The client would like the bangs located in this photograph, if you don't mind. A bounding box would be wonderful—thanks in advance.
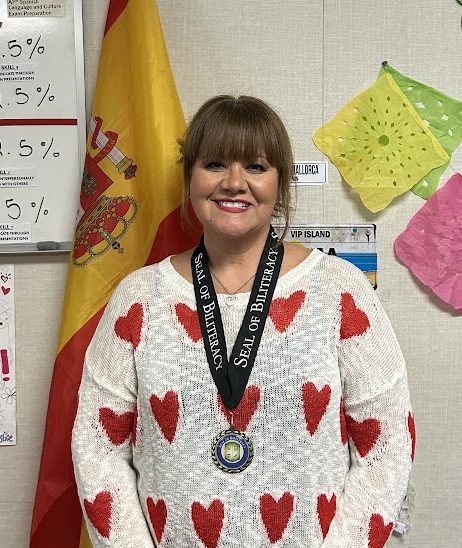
[193,104,283,169]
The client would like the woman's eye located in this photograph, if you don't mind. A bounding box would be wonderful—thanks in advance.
[205,161,226,170]
[247,163,266,173]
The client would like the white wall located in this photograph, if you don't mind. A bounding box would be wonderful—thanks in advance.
[1,1,461,546]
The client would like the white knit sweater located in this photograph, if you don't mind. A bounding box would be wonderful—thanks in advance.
[72,249,414,548]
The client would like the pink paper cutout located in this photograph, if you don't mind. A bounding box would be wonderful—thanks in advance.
[395,173,462,310]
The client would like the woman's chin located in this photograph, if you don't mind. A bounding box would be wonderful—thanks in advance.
[203,218,270,242]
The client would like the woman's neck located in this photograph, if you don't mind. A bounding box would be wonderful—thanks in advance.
[200,226,272,294]
[203,227,270,271]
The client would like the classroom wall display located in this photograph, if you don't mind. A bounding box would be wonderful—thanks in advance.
[379,64,462,200]
[0,0,85,247]
[395,173,462,311]
[0,264,15,446]
[285,224,377,287]
[291,161,328,185]
[313,72,449,212]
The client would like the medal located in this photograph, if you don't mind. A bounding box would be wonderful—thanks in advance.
[212,428,253,473]
[212,413,253,473]
[191,227,283,472]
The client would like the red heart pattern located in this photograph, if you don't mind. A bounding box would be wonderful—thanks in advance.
[1,286,10,295]
[408,412,416,462]
[260,492,294,544]
[345,415,381,457]
[302,382,331,435]
[340,292,370,340]
[339,398,348,445]
[99,407,135,446]
[150,391,180,443]
[368,513,393,548]
[218,385,261,431]
[317,493,337,539]
[84,491,112,539]
[175,303,202,342]
[147,497,167,543]
[114,302,143,349]
[191,500,224,548]
[269,290,306,332]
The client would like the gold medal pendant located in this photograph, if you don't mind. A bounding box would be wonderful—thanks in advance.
[211,427,253,473]
[212,410,253,473]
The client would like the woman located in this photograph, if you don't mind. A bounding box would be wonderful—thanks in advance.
[72,96,414,547]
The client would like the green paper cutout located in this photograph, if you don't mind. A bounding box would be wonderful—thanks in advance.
[313,74,448,212]
[380,64,462,198]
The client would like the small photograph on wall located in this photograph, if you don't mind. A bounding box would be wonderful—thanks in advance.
[285,225,377,288]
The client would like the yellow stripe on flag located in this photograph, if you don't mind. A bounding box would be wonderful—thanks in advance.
[30,2,199,547]
[58,0,186,352]
[79,521,92,548]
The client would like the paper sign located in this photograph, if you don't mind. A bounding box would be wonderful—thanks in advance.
[0,223,31,243]
[0,264,16,446]
[0,167,37,188]
[0,62,39,82]
[292,161,328,185]
[7,0,65,18]
[286,224,377,287]
[1,0,85,244]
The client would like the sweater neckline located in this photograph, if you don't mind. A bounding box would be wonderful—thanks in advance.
[160,247,324,302]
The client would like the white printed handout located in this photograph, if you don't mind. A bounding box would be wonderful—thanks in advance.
[0,264,16,446]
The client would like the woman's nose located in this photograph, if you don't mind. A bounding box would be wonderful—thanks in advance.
[224,163,247,191]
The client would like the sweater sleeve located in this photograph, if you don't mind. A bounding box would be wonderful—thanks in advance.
[322,261,415,548]
[71,274,155,547]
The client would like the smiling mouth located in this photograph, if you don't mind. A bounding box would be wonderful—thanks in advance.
[214,200,250,209]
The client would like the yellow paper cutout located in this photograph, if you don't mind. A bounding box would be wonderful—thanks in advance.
[313,74,449,212]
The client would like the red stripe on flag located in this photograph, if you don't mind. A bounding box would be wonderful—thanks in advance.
[146,204,201,264]
[30,310,104,548]
[104,0,130,35]
[0,119,78,126]
[30,487,81,548]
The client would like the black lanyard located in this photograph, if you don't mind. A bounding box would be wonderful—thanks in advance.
[191,226,284,410]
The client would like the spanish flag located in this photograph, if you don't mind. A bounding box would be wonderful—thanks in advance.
[30,1,199,546]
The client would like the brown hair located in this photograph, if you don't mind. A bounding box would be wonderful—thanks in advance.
[178,95,294,239]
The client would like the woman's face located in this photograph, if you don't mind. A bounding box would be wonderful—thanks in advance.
[189,156,279,242]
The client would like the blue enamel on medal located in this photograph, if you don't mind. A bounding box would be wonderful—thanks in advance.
[212,427,253,473]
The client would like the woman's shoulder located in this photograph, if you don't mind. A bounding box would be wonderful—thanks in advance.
[169,248,194,283]
[316,253,379,314]
[281,242,312,276]
[112,256,175,297]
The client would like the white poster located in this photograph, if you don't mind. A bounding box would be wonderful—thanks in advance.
[0,0,85,244]
[0,264,16,446]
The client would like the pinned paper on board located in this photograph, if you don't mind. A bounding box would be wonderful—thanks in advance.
[380,64,462,199]
[285,224,377,288]
[395,173,462,310]
[313,73,448,212]
[0,265,16,446]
